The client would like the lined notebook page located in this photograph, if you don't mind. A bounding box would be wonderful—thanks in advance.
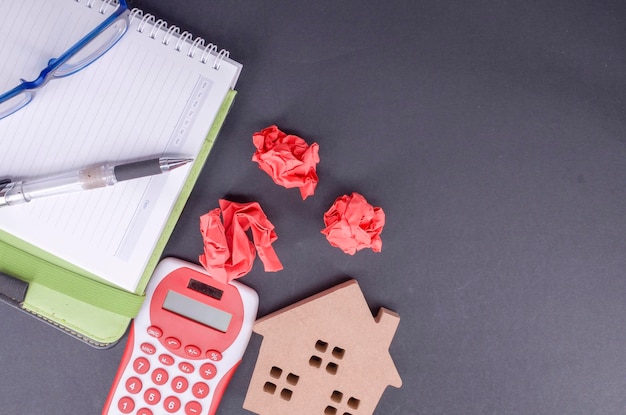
[0,0,241,291]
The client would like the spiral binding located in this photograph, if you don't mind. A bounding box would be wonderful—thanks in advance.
[74,0,230,70]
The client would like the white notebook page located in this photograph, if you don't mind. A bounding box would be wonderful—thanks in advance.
[0,0,241,291]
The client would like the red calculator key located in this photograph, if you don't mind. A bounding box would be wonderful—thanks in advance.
[164,396,181,413]
[140,343,156,355]
[206,350,222,361]
[199,363,217,380]
[151,368,169,386]
[146,326,163,338]
[164,337,181,349]
[185,401,203,415]
[137,408,153,415]
[192,382,210,399]
[158,354,175,366]
[117,396,135,414]
[125,376,143,394]
[144,388,161,405]
[178,361,195,374]
[185,345,201,357]
[171,375,189,393]
[133,357,150,374]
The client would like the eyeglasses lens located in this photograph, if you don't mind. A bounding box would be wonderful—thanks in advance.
[53,18,128,78]
[0,92,32,120]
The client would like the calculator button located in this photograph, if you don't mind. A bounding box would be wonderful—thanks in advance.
[118,396,135,413]
[158,354,175,366]
[164,337,181,349]
[144,388,161,405]
[171,376,189,393]
[185,401,203,415]
[192,382,210,399]
[140,342,156,355]
[133,357,150,374]
[163,396,181,413]
[178,361,195,373]
[151,368,169,385]
[137,409,153,415]
[185,345,201,357]
[146,326,163,338]
[199,363,217,380]
[125,376,143,394]
[206,350,222,361]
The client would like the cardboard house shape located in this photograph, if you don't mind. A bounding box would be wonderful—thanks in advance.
[243,279,402,415]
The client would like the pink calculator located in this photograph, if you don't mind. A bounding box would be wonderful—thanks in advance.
[102,257,258,415]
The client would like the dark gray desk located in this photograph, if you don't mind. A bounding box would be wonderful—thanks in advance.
[2,1,625,414]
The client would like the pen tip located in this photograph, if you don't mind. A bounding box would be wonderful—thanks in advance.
[160,157,194,171]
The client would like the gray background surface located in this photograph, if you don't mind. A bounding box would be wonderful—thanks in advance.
[2,1,625,414]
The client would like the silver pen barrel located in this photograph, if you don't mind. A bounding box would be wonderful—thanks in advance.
[0,157,192,207]
[0,164,116,207]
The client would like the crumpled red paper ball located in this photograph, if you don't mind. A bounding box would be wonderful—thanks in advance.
[199,199,283,283]
[252,125,320,200]
[321,192,385,255]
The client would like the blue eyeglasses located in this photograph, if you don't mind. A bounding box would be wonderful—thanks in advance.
[0,0,130,120]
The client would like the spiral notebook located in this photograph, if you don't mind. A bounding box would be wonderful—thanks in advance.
[0,0,242,346]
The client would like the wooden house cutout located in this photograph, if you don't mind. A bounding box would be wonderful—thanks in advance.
[243,279,402,415]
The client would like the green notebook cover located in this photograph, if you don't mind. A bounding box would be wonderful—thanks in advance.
[0,90,236,348]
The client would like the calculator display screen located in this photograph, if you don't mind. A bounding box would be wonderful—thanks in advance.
[162,290,232,333]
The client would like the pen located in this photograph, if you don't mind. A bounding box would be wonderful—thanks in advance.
[0,157,193,207]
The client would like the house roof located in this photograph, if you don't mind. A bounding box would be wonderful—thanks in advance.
[253,279,402,389]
